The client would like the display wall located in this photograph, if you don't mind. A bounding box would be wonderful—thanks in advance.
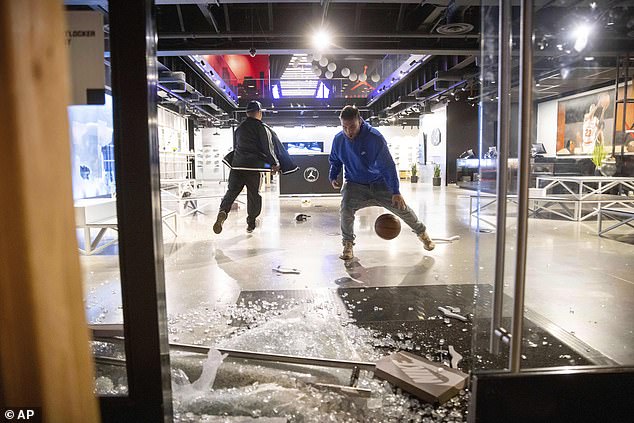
[446,100,479,184]
[68,93,115,200]
[199,123,422,182]
[536,83,633,157]
[420,106,447,183]
[200,127,234,181]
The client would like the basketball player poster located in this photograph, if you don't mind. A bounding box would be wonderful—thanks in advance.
[556,86,634,155]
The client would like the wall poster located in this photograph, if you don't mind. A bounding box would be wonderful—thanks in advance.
[556,86,634,155]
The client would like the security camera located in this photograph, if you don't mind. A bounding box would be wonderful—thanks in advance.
[249,47,257,57]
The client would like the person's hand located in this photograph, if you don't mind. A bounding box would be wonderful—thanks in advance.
[271,165,280,175]
[331,180,341,190]
[392,194,406,210]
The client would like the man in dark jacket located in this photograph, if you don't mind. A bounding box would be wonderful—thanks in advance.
[329,105,434,260]
[214,100,295,234]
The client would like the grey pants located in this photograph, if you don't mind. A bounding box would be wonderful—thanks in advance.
[340,181,426,243]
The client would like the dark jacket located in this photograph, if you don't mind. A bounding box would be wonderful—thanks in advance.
[222,117,298,175]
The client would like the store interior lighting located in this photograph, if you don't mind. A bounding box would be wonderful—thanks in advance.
[572,23,592,52]
[312,29,332,51]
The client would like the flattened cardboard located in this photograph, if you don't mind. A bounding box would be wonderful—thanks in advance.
[374,351,468,404]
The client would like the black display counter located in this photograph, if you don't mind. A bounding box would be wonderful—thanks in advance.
[456,157,595,193]
[280,154,342,196]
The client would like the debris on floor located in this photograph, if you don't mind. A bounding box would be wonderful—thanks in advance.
[167,298,471,422]
[273,266,301,275]
[295,214,311,222]
[438,306,469,322]
[374,351,468,404]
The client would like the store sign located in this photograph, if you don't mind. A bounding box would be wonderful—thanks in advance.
[303,167,319,182]
[65,11,105,105]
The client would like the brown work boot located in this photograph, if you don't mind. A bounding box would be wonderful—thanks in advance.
[213,211,227,234]
[339,240,354,260]
[418,231,435,251]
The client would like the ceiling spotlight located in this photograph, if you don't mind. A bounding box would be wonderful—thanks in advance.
[312,29,332,51]
[572,24,592,52]
[371,73,380,83]
[349,73,358,82]
[319,57,329,67]
[327,62,337,72]
[341,67,350,77]
[359,73,367,82]
[314,68,322,77]
[325,70,334,79]
[313,53,322,62]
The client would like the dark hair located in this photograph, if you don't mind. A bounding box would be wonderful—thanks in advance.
[565,139,573,149]
[246,110,260,118]
[339,105,360,121]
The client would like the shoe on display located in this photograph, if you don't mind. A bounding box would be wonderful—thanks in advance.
[213,210,227,234]
[418,231,435,251]
[339,240,354,260]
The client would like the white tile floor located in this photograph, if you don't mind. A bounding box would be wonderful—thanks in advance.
[81,180,634,365]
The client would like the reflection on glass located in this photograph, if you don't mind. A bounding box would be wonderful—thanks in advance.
[475,1,634,374]
[68,92,128,395]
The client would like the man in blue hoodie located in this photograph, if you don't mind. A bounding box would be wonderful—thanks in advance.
[329,105,434,260]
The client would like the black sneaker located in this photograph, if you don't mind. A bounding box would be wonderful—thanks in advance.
[213,211,227,234]
[246,218,257,233]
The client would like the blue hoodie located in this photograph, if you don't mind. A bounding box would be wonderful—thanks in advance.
[329,120,400,194]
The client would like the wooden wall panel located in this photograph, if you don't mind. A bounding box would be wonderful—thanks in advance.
[0,1,100,421]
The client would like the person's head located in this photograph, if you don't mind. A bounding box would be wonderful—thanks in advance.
[246,100,264,120]
[339,105,362,139]
[588,103,597,116]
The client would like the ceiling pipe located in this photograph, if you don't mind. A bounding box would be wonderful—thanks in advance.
[159,32,480,39]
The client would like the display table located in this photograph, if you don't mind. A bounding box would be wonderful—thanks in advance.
[456,157,596,193]
[468,182,634,222]
[536,176,634,200]
[279,154,341,196]
[598,207,634,238]
[75,198,177,255]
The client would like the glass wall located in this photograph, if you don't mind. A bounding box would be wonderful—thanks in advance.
[473,1,634,374]
[66,8,128,396]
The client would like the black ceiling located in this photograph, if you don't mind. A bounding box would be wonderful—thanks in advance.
[156,1,480,55]
[67,0,634,127]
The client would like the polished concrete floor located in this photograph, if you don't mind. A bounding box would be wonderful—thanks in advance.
[82,180,634,366]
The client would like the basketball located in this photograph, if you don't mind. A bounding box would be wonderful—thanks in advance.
[374,213,401,240]
[599,93,610,109]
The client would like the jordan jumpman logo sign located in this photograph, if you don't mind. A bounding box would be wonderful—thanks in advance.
[350,65,375,91]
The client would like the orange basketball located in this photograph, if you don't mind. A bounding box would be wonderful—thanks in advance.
[374,213,401,240]
[599,93,610,109]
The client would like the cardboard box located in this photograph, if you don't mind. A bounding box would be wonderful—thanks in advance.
[374,351,468,404]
